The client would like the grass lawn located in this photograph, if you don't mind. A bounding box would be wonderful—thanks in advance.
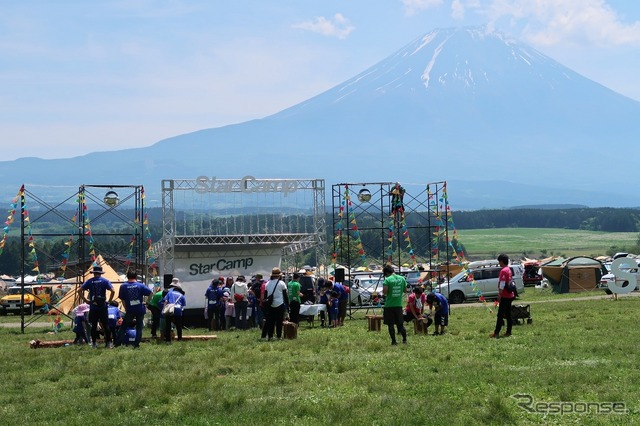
[456,228,637,259]
[1,289,638,425]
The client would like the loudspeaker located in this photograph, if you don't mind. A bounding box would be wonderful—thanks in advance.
[163,274,173,289]
[334,268,345,283]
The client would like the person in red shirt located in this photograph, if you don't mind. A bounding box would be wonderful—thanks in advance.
[491,253,515,338]
[403,286,428,322]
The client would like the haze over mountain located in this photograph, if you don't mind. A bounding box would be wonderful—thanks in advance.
[2,26,638,210]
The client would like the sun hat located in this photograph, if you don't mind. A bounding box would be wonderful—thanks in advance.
[91,265,104,274]
[170,278,182,290]
[75,303,90,315]
[271,267,282,276]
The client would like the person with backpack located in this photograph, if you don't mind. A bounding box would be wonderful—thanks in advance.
[162,280,187,342]
[491,253,515,338]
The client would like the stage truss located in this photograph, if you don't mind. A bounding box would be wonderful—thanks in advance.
[331,181,452,272]
[156,177,326,277]
[5,184,146,332]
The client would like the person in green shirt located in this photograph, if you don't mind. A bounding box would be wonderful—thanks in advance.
[382,264,407,345]
[288,273,302,324]
[147,285,164,338]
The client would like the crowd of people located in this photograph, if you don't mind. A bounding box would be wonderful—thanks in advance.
[71,254,515,348]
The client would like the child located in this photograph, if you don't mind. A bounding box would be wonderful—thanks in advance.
[72,303,90,344]
[224,294,235,330]
[218,290,229,330]
[247,289,257,328]
[107,301,122,347]
[426,292,449,335]
[318,288,329,327]
[124,318,137,346]
[329,290,339,328]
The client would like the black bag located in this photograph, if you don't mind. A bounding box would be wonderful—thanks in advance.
[505,280,517,294]
[263,281,277,308]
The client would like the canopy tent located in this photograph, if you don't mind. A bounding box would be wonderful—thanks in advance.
[53,255,125,315]
[541,256,607,293]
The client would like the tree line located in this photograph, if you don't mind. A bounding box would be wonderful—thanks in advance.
[1,207,638,276]
[449,207,640,232]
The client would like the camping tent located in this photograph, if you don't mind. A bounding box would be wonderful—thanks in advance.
[541,256,608,293]
[53,255,125,314]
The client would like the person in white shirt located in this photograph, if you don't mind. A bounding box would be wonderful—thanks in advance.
[260,267,289,340]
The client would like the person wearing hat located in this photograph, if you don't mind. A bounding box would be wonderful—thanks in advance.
[161,279,187,342]
[260,267,289,340]
[116,271,152,348]
[72,303,91,344]
[81,264,115,348]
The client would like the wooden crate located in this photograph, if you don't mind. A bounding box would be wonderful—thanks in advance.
[366,315,383,332]
[413,317,431,335]
[283,321,298,339]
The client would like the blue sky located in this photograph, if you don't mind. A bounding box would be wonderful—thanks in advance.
[1,0,639,161]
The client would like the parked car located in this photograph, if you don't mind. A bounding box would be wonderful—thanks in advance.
[346,275,385,306]
[434,260,524,304]
[522,261,543,287]
[0,285,51,315]
[404,271,422,289]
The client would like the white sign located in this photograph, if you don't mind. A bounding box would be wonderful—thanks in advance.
[607,257,639,294]
[172,252,281,310]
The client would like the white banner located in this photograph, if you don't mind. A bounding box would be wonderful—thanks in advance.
[172,250,281,309]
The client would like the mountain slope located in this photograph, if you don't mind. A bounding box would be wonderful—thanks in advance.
[1,26,638,208]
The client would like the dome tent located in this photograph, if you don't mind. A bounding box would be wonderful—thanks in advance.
[541,256,608,293]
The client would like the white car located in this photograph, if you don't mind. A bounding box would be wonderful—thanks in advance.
[434,260,524,304]
[347,275,385,305]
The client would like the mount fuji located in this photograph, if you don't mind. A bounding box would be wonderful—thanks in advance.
[1,26,639,209]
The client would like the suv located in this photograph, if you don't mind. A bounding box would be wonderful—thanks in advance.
[0,285,52,315]
[434,260,524,304]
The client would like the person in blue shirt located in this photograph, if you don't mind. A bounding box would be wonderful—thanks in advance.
[81,265,115,348]
[72,303,90,344]
[107,300,122,343]
[426,292,449,335]
[329,290,340,328]
[205,279,220,331]
[325,279,348,326]
[123,319,138,346]
[162,280,187,342]
[116,271,152,348]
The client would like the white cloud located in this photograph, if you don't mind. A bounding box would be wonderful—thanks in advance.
[292,13,355,39]
[451,0,466,20]
[402,0,444,16]
[468,0,640,46]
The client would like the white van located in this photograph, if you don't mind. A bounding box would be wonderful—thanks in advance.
[434,260,524,304]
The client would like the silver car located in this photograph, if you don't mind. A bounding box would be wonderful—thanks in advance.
[348,275,385,306]
[434,261,524,304]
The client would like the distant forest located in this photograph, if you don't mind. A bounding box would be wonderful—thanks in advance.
[450,207,640,232]
[0,207,638,276]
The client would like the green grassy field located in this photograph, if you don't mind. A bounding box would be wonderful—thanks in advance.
[1,288,638,425]
[456,228,637,259]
